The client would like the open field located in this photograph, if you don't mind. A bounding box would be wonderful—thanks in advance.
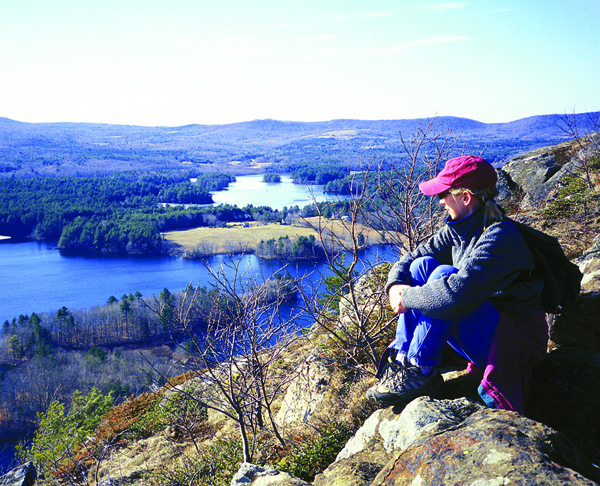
[162,217,391,256]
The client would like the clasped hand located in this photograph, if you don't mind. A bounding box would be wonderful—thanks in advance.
[388,284,410,314]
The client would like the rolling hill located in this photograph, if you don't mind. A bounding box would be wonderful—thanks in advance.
[0,113,593,177]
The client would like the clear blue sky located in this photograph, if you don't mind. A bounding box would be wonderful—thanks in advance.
[1,0,598,127]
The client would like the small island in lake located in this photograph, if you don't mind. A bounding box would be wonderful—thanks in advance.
[263,173,282,183]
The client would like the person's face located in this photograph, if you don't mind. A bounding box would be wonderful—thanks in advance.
[438,190,473,221]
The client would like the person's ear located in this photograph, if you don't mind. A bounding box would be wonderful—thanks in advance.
[462,190,474,206]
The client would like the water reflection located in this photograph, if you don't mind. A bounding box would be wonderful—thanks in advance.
[0,240,397,324]
[210,174,350,210]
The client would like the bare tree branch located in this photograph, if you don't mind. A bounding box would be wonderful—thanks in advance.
[145,255,309,463]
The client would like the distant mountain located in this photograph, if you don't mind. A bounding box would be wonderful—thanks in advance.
[0,113,593,177]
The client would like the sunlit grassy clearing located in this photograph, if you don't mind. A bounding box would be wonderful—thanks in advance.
[162,217,387,255]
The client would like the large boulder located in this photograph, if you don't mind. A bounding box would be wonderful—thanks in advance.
[500,143,575,210]
[548,236,600,354]
[370,408,598,485]
[499,133,600,210]
[314,397,482,486]
[307,395,598,486]
[0,462,36,486]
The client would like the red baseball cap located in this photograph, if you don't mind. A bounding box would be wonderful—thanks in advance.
[419,155,497,196]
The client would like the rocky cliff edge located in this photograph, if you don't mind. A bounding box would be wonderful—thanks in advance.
[3,136,600,486]
[235,135,600,486]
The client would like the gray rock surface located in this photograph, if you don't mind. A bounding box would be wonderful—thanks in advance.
[371,408,598,485]
[335,397,481,462]
[577,235,600,293]
[305,396,599,486]
[499,133,599,210]
[0,462,36,486]
[230,463,310,486]
[500,144,574,210]
[275,354,331,428]
[494,168,514,202]
[313,397,482,486]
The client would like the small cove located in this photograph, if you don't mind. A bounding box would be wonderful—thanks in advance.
[209,174,348,210]
[0,174,388,323]
[0,174,396,472]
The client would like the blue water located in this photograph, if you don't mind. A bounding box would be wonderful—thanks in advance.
[0,243,300,322]
[0,175,397,468]
[0,174,388,324]
[0,241,396,324]
[210,174,349,210]
[0,443,17,475]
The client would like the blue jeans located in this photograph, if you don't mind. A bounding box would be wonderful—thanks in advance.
[392,256,499,369]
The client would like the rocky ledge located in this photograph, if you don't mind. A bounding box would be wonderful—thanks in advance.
[232,134,600,485]
[234,396,599,486]
[0,462,36,486]
[3,136,600,486]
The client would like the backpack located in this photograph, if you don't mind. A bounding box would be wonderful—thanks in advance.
[506,217,583,314]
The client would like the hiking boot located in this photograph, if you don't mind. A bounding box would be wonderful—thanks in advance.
[366,357,443,406]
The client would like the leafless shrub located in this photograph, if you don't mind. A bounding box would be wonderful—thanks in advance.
[146,255,309,462]
[557,110,600,190]
[299,118,462,374]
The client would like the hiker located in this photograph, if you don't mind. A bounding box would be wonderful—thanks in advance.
[368,155,549,414]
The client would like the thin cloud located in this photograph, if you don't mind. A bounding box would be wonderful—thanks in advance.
[366,35,472,55]
[426,3,468,13]
[171,35,275,57]
[321,12,392,23]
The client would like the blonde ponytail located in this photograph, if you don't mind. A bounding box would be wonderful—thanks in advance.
[450,186,503,229]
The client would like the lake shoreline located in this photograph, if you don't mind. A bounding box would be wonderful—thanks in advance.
[163,216,392,260]
[0,174,396,324]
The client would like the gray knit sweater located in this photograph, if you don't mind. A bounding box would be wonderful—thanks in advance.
[385,208,544,320]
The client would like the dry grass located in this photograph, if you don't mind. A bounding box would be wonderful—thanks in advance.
[303,216,389,247]
[162,221,316,254]
[162,217,391,256]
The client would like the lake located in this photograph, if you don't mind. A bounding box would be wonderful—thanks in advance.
[0,241,396,325]
[0,242,289,322]
[210,174,349,210]
[0,174,388,324]
[0,174,397,473]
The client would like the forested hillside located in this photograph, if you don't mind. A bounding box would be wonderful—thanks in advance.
[1,113,589,253]
[0,172,240,252]
[0,114,589,177]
